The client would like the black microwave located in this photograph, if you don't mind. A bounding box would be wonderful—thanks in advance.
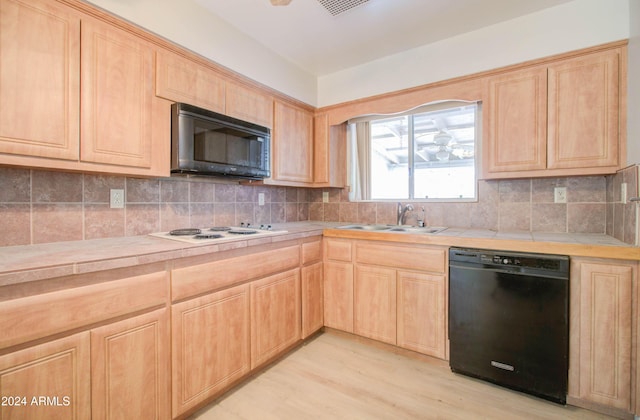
[171,103,270,179]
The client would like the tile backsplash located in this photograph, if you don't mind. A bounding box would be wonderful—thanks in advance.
[1,166,638,247]
[0,168,311,246]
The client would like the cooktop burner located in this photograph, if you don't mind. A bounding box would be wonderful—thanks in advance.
[228,229,258,235]
[169,228,202,236]
[209,227,232,232]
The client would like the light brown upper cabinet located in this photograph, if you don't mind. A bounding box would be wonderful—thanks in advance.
[484,47,624,179]
[313,113,346,188]
[226,81,273,128]
[155,51,273,128]
[547,50,620,170]
[81,16,169,174]
[485,66,548,173]
[0,0,170,176]
[266,100,315,185]
[0,0,80,161]
[155,50,226,114]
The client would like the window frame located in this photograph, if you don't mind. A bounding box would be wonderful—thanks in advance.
[348,100,481,203]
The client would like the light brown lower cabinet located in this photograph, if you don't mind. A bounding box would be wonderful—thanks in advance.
[301,262,324,338]
[250,269,301,369]
[354,265,397,345]
[569,258,635,415]
[171,284,250,418]
[323,238,448,359]
[91,308,170,420]
[397,271,447,359]
[0,332,91,420]
[323,261,354,333]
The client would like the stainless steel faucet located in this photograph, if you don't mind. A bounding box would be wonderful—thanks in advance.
[397,203,414,225]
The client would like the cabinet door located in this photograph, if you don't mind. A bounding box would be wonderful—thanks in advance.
[0,0,80,160]
[547,50,620,169]
[250,269,301,369]
[484,66,547,174]
[397,271,446,359]
[323,261,354,333]
[171,284,250,418]
[313,113,330,185]
[0,332,90,420]
[354,265,396,345]
[269,101,314,184]
[301,262,323,339]
[226,81,272,128]
[91,309,170,420]
[81,17,156,169]
[155,50,226,114]
[569,261,632,411]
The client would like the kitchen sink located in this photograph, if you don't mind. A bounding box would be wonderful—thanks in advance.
[338,224,394,231]
[338,224,447,234]
[389,226,448,234]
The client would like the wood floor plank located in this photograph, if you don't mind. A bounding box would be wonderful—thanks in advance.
[190,331,615,420]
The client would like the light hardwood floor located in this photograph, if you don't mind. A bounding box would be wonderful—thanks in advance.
[191,331,614,419]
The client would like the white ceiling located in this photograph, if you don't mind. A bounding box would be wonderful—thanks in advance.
[194,0,574,76]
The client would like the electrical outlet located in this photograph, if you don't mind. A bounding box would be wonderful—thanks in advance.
[621,182,628,204]
[258,192,265,206]
[110,189,125,209]
[322,192,329,203]
[554,187,567,204]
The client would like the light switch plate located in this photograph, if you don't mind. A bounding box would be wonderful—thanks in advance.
[110,189,125,209]
[554,187,567,203]
[258,192,265,206]
[322,192,329,203]
[621,182,628,204]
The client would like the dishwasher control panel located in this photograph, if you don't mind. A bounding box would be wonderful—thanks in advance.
[451,248,569,275]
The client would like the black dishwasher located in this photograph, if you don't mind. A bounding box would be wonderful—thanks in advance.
[448,247,569,404]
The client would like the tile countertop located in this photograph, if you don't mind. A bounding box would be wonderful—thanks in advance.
[0,222,332,288]
[323,226,640,261]
[1,222,638,288]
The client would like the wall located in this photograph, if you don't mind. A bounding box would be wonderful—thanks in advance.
[83,0,629,109]
[317,0,629,107]
[84,0,317,106]
[0,168,312,246]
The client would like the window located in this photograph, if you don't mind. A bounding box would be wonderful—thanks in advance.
[348,101,479,201]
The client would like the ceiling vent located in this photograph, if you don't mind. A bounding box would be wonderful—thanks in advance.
[316,0,370,16]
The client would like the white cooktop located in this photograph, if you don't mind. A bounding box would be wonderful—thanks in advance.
[149,226,287,244]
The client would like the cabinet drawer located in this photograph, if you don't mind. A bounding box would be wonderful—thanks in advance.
[0,271,167,350]
[325,238,352,262]
[171,245,300,301]
[355,242,445,273]
[302,239,322,265]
